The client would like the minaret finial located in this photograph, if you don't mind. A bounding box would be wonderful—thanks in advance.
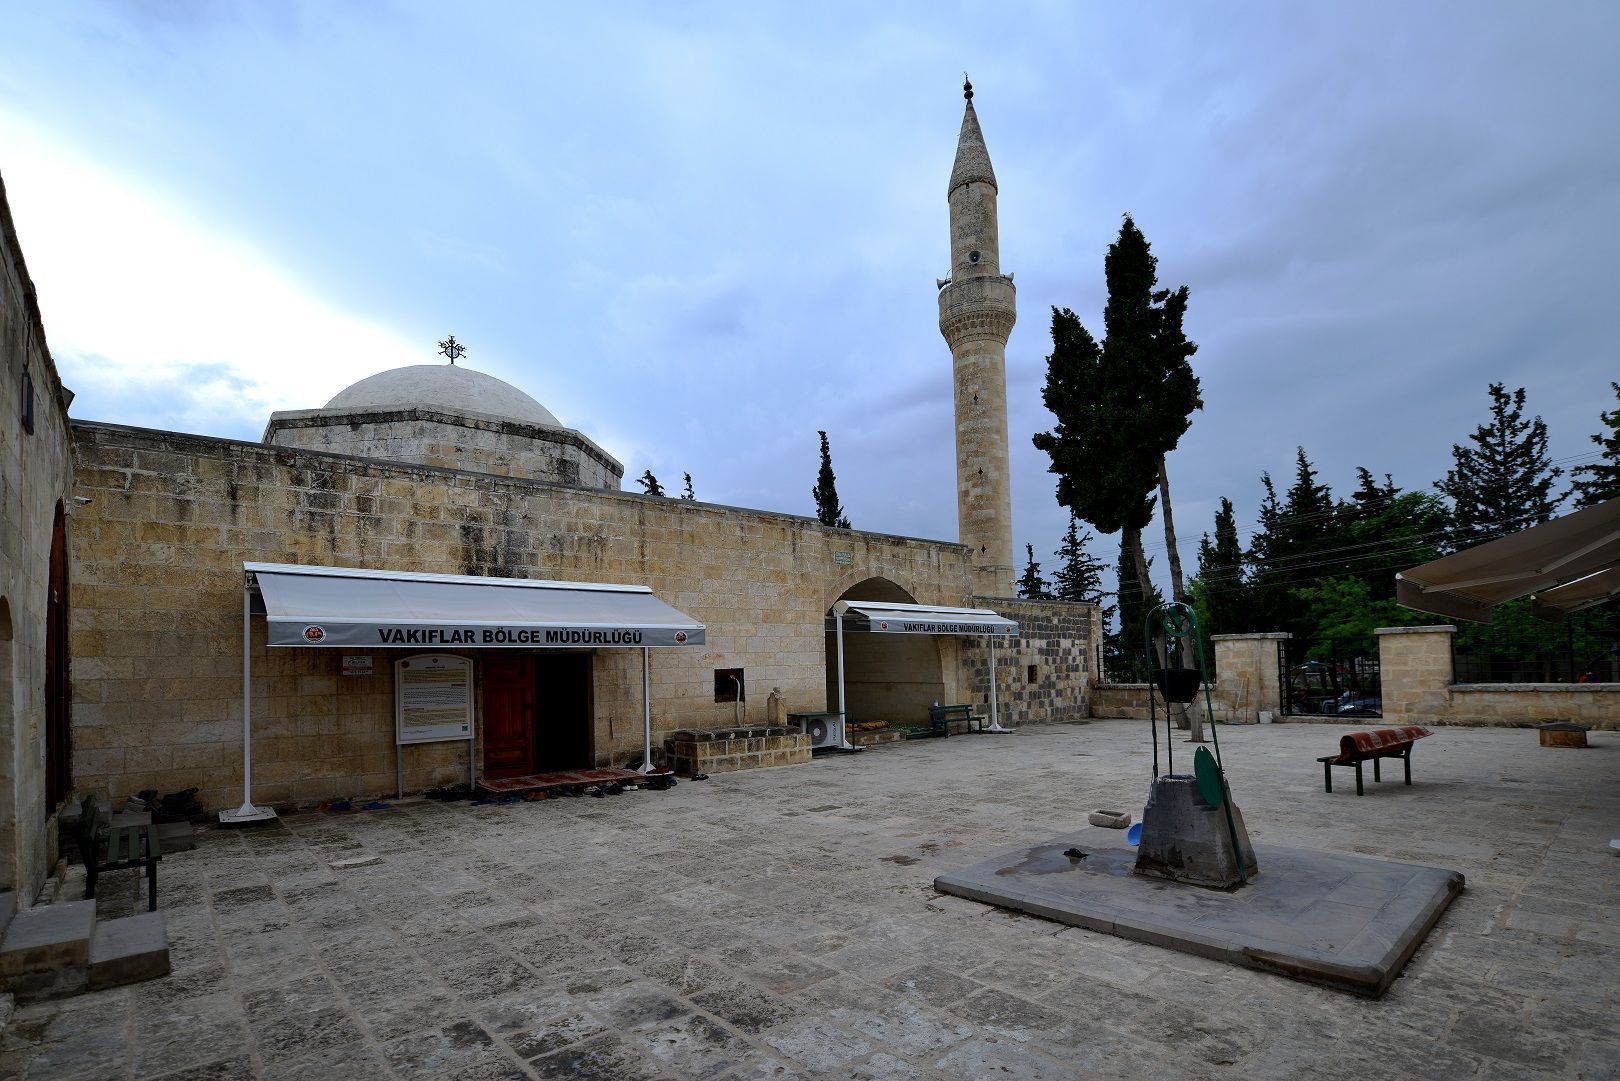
[437,335,465,365]
[963,73,973,102]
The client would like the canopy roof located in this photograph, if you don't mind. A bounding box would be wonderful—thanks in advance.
[247,562,705,648]
[1396,498,1620,623]
[833,599,1017,636]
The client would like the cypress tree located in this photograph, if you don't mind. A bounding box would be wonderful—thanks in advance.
[1436,383,1563,550]
[681,473,695,500]
[812,431,851,528]
[1570,381,1620,508]
[1018,543,1052,600]
[637,470,665,497]
[1033,216,1199,602]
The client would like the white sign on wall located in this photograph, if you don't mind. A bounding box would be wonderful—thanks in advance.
[342,655,374,677]
[395,654,474,745]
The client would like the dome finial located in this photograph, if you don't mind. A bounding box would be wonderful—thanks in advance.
[963,72,973,102]
[437,335,465,365]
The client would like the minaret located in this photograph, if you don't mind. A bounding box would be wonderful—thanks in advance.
[939,78,1016,596]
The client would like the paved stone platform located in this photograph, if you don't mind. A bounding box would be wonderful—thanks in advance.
[935,835,1463,996]
[2,720,1615,1079]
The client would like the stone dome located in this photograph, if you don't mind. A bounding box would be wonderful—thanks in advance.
[325,364,560,428]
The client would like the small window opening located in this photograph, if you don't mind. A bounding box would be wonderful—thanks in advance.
[968,250,981,265]
[21,366,34,435]
[714,668,745,703]
[1027,664,1039,684]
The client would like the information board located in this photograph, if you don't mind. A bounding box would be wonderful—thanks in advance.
[395,654,474,745]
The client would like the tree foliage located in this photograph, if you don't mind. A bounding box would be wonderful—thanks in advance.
[1570,381,1620,508]
[637,470,665,497]
[1052,514,1109,609]
[812,431,851,528]
[1190,497,1247,633]
[681,473,695,500]
[1436,383,1563,550]
[1018,543,1052,600]
[1033,216,1199,598]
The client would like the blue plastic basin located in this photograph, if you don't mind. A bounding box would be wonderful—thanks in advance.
[1126,822,1143,846]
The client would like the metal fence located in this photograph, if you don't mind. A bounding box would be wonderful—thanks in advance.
[1452,609,1620,684]
[1279,638,1382,718]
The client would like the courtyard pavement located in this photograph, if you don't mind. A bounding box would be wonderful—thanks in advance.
[4,718,1617,1080]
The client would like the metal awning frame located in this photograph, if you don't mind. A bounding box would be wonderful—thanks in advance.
[830,599,1020,739]
[222,564,704,824]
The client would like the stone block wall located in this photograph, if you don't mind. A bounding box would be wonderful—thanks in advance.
[960,597,1099,726]
[65,422,1081,811]
[1090,684,1150,719]
[0,177,74,898]
[265,408,622,490]
[1208,633,1290,724]
[1379,625,1619,730]
[663,727,811,775]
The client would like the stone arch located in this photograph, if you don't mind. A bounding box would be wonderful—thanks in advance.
[825,576,946,725]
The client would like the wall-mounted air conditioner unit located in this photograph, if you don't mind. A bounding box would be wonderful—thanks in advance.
[797,713,846,751]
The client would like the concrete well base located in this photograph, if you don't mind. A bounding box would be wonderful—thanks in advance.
[1134,774,1258,888]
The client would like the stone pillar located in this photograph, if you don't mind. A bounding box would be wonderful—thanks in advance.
[1208,633,1290,724]
[1376,626,1456,724]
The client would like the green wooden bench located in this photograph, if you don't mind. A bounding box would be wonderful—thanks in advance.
[75,795,162,912]
[925,703,987,738]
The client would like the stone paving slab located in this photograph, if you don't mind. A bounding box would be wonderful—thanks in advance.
[1,720,1616,1079]
[934,834,1463,996]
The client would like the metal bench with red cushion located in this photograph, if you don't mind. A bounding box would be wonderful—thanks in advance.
[1317,726,1433,796]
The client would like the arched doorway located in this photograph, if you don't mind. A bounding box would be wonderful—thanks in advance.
[825,578,945,726]
[45,502,70,814]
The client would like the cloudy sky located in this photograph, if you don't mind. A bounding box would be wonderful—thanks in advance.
[3,2,1617,599]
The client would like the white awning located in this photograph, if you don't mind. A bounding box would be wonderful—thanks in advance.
[247,562,706,648]
[1396,498,1620,623]
[833,600,1017,636]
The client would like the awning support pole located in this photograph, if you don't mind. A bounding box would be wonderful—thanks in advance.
[985,633,1011,733]
[635,646,654,773]
[836,606,847,720]
[220,581,276,823]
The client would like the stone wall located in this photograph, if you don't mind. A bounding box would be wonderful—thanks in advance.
[265,408,621,490]
[1208,633,1289,724]
[1090,684,1150,720]
[0,176,74,898]
[1379,625,1619,730]
[66,422,1090,810]
[960,597,1098,726]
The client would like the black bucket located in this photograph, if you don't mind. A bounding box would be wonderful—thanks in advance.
[1153,667,1203,704]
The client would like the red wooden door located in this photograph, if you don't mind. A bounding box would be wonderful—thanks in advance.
[481,656,536,778]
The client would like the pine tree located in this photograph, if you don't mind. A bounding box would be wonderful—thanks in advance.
[1052,514,1108,607]
[681,473,695,500]
[1436,383,1564,550]
[1570,381,1620,508]
[1033,215,1199,602]
[812,431,851,528]
[1018,544,1052,600]
[1191,497,1249,633]
[637,470,665,497]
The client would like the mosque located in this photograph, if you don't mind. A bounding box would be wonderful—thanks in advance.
[0,86,1097,896]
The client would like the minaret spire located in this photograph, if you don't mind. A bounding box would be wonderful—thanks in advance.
[938,80,1016,596]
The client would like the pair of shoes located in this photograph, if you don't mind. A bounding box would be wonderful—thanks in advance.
[318,799,353,813]
[499,793,523,804]
[470,796,496,806]
[691,772,709,781]
[363,800,390,810]
[645,775,676,791]
[522,790,549,801]
[587,786,605,799]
